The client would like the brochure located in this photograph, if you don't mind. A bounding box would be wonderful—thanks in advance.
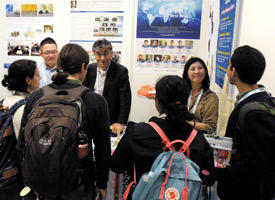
[204,135,233,168]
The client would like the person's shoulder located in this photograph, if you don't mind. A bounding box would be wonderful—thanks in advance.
[111,61,127,70]
[3,95,25,108]
[88,63,97,69]
[203,89,218,101]
[126,120,153,138]
[85,89,104,100]
[83,90,107,106]
[110,61,129,74]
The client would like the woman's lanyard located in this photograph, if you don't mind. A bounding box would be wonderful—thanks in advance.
[236,87,266,106]
[187,89,203,114]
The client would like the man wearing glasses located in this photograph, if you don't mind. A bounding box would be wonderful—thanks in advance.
[38,37,58,88]
[84,39,131,135]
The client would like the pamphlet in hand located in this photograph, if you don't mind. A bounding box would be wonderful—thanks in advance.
[204,135,233,168]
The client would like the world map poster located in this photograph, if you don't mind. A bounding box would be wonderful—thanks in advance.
[136,0,202,39]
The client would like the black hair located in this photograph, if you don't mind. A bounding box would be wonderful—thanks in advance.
[2,59,36,92]
[40,37,57,49]
[92,39,112,51]
[230,45,265,84]
[52,43,89,84]
[182,57,210,91]
[156,75,193,130]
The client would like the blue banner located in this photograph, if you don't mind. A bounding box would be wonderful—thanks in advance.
[136,0,202,39]
[215,0,236,88]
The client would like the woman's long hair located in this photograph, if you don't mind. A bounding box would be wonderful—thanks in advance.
[52,43,89,84]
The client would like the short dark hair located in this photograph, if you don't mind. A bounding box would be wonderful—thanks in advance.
[92,39,112,51]
[40,37,57,49]
[156,75,193,131]
[230,45,265,84]
[52,43,89,84]
[182,57,210,91]
[2,59,36,92]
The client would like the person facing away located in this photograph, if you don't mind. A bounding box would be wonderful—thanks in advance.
[1,59,40,200]
[83,39,131,135]
[182,57,218,134]
[38,37,58,88]
[17,43,111,200]
[110,75,214,199]
[212,45,275,200]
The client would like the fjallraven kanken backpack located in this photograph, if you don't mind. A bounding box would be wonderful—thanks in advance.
[22,85,89,196]
[124,121,203,200]
[0,98,26,188]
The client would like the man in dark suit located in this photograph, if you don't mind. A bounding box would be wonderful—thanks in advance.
[84,39,131,134]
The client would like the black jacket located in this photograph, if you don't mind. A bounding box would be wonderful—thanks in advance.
[17,80,111,189]
[110,117,214,183]
[215,91,275,200]
[83,61,131,125]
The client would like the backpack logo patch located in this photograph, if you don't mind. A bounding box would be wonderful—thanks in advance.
[165,188,179,200]
[39,138,52,146]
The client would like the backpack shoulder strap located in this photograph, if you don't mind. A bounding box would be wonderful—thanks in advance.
[147,121,175,151]
[239,97,275,131]
[178,129,197,153]
[8,98,27,115]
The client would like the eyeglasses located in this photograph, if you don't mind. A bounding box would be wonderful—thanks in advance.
[42,50,58,55]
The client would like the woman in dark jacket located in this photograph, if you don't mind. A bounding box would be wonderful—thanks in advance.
[110,75,214,198]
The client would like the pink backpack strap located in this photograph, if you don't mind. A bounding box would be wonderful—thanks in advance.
[178,129,197,155]
[147,121,175,151]
[122,164,136,200]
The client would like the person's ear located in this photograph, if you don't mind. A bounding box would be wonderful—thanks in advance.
[81,63,87,72]
[26,76,32,85]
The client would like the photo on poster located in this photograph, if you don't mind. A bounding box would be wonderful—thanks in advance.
[44,25,53,33]
[93,15,123,37]
[8,41,30,56]
[38,4,53,17]
[71,0,77,9]
[136,0,202,39]
[21,4,37,17]
[112,51,121,63]
[162,54,170,63]
[146,54,153,62]
[137,54,146,62]
[10,31,20,38]
[30,42,40,56]
[6,4,20,17]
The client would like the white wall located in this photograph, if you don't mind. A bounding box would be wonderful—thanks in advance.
[238,0,275,95]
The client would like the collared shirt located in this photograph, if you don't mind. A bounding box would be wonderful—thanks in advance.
[94,64,110,95]
[38,62,57,88]
[235,85,266,107]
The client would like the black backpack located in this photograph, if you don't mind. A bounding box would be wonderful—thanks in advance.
[0,98,26,188]
[22,85,90,196]
[238,96,275,197]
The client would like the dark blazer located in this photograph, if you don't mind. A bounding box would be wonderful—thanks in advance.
[83,61,131,125]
